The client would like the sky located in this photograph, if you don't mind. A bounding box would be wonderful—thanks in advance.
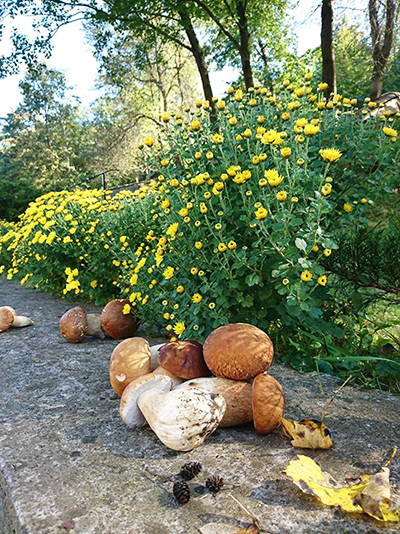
[0,1,359,118]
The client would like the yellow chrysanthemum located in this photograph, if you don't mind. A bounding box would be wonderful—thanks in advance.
[301,270,313,282]
[319,148,342,162]
[164,266,175,280]
[192,293,203,303]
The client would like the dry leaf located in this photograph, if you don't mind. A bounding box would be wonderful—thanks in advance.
[284,454,399,522]
[282,418,333,449]
[60,519,75,531]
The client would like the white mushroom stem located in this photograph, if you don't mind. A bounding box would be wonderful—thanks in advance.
[4,307,34,328]
[137,386,226,452]
[86,313,103,338]
[150,343,165,370]
[152,366,185,388]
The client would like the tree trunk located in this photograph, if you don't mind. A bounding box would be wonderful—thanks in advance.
[369,0,397,100]
[178,9,215,115]
[237,0,254,89]
[321,0,336,100]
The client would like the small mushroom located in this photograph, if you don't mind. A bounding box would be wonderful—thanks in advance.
[152,365,185,388]
[101,299,139,339]
[252,373,284,434]
[150,343,165,370]
[137,386,226,451]
[59,307,102,343]
[120,373,173,426]
[176,376,253,427]
[203,323,274,380]
[110,337,152,396]
[158,340,211,379]
[0,306,33,332]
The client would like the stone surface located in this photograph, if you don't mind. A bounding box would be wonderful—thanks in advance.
[0,279,399,534]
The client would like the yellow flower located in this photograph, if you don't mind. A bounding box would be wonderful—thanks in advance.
[122,303,131,315]
[252,155,260,165]
[343,203,353,213]
[301,270,313,282]
[276,190,287,202]
[323,249,331,257]
[166,223,178,236]
[200,203,208,214]
[235,89,243,101]
[191,120,201,131]
[161,199,170,210]
[218,242,227,252]
[243,128,252,138]
[296,118,308,128]
[177,285,185,293]
[264,169,284,187]
[261,129,279,144]
[317,275,327,286]
[173,322,186,336]
[228,240,237,249]
[318,82,328,91]
[212,133,224,144]
[164,266,175,280]
[144,137,154,147]
[206,151,213,159]
[227,86,234,94]
[194,151,202,159]
[361,198,368,204]
[282,278,290,285]
[161,159,169,167]
[215,223,222,230]
[321,184,332,196]
[304,124,320,136]
[280,147,291,158]
[319,148,342,162]
[228,116,237,126]
[63,236,72,243]
[170,178,179,187]
[190,267,198,275]
[208,302,216,310]
[249,98,257,107]
[90,280,98,288]
[161,112,170,122]
[255,207,268,220]
[312,245,319,252]
[383,126,397,137]
[179,207,189,217]
[217,100,226,110]
[195,241,203,249]
[281,112,290,121]
[192,293,203,303]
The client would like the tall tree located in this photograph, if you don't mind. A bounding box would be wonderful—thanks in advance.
[321,0,337,98]
[369,0,397,99]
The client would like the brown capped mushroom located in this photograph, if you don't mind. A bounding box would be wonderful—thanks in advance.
[110,337,151,396]
[0,306,33,333]
[59,307,102,343]
[176,376,253,427]
[101,299,139,339]
[203,323,273,380]
[158,340,211,379]
[252,373,284,434]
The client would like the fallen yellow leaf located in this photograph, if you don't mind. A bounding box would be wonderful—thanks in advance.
[282,418,333,449]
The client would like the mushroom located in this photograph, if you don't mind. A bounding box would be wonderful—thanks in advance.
[59,307,102,343]
[252,373,284,434]
[0,306,33,332]
[203,323,274,380]
[150,343,165,370]
[120,373,226,451]
[176,376,253,427]
[101,299,139,339]
[158,340,211,379]
[152,365,185,388]
[110,337,151,396]
[120,373,173,426]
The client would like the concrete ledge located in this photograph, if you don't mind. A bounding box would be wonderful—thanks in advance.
[0,280,399,533]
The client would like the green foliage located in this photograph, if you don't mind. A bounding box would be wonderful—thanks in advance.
[1,78,399,390]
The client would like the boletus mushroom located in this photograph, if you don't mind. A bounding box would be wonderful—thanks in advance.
[176,376,253,427]
[110,337,151,396]
[59,307,102,343]
[0,306,34,333]
[252,373,284,434]
[120,373,226,451]
[152,365,185,388]
[150,343,165,370]
[203,323,274,380]
[101,299,139,339]
[158,340,211,379]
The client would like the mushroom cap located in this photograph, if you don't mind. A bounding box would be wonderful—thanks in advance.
[59,307,88,343]
[158,340,211,379]
[138,386,226,451]
[252,373,284,434]
[0,307,15,333]
[110,337,151,396]
[120,373,173,426]
[152,365,185,388]
[203,323,274,380]
[101,299,139,339]
[176,376,253,427]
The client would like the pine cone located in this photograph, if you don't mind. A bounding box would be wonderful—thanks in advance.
[173,480,190,505]
[205,475,224,494]
[179,462,203,481]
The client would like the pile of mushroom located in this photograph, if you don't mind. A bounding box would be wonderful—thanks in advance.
[59,299,139,343]
[0,306,34,333]
[111,322,285,452]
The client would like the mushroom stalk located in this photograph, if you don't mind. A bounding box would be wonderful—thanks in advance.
[11,315,34,328]
[137,386,226,452]
[86,313,103,338]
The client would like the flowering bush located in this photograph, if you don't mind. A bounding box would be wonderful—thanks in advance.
[1,75,399,384]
